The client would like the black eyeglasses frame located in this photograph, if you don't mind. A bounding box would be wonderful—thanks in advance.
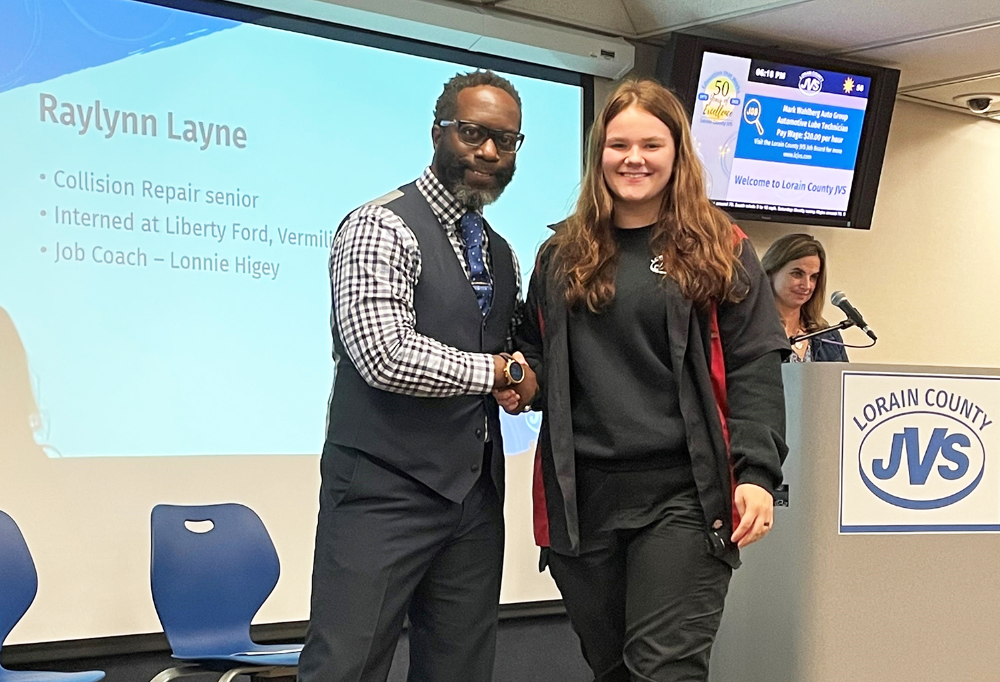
[437,119,525,153]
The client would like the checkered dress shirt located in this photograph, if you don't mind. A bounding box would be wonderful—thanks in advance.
[330,167,522,397]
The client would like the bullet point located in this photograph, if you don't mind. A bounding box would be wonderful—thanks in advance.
[40,210,46,217]
[41,247,47,253]
[40,174,46,180]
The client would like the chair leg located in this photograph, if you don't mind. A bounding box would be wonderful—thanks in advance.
[149,665,205,682]
[218,666,273,682]
[151,663,297,682]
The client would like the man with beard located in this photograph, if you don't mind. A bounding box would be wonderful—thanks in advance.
[298,70,537,682]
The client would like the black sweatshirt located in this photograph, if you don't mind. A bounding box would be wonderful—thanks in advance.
[568,226,688,470]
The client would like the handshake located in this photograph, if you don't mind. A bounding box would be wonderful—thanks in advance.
[491,351,538,415]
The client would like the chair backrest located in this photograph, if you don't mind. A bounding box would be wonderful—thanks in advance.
[150,504,280,657]
[0,511,39,653]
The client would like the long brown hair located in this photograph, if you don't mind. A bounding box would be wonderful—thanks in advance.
[761,233,829,331]
[546,79,742,311]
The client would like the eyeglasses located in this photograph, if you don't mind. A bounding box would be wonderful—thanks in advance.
[438,120,525,153]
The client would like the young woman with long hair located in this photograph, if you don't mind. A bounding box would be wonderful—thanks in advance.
[503,79,790,681]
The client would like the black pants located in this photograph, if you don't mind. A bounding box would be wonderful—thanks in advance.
[298,443,504,682]
[547,482,732,682]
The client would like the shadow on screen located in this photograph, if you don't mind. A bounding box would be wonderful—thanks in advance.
[0,306,49,458]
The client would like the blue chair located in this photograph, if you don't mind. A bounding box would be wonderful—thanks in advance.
[0,511,105,682]
[149,504,300,682]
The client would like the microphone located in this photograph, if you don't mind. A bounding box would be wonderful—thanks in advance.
[831,291,877,341]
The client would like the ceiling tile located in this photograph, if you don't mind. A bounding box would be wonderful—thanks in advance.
[620,0,807,35]
[849,24,1000,89]
[706,0,1000,54]
[495,0,637,36]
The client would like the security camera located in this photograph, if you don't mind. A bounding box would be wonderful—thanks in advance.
[966,97,993,113]
[953,93,998,114]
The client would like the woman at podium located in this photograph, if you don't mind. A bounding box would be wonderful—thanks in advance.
[762,233,849,363]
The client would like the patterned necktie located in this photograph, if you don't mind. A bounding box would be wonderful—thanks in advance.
[460,211,493,316]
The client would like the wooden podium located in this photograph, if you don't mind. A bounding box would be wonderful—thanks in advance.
[709,362,1000,682]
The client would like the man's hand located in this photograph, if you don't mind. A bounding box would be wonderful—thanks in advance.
[730,483,774,549]
[491,354,509,390]
[492,352,537,414]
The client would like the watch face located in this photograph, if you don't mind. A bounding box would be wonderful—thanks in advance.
[508,360,525,383]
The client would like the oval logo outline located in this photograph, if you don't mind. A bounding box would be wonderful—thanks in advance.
[856,410,986,510]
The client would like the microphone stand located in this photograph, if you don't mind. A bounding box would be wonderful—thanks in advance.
[788,319,854,345]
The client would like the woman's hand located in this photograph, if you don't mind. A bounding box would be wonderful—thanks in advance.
[493,387,521,413]
[730,483,774,548]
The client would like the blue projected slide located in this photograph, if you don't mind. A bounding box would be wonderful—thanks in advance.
[0,0,580,458]
[690,51,870,218]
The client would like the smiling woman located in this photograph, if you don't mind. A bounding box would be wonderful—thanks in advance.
[600,105,676,227]
[511,78,790,682]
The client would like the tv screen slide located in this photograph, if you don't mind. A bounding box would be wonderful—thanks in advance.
[690,51,871,219]
[0,0,581,643]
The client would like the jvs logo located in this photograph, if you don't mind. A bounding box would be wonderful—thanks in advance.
[858,412,986,510]
[842,374,999,533]
[798,70,824,96]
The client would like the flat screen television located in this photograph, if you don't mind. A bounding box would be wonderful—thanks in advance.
[657,33,900,229]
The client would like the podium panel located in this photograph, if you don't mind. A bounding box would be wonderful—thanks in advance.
[710,363,1000,682]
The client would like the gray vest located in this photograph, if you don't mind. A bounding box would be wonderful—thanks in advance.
[325,182,517,502]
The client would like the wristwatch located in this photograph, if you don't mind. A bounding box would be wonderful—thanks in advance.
[500,353,524,386]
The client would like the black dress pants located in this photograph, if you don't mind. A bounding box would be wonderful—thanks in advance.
[298,442,504,682]
[547,470,732,682]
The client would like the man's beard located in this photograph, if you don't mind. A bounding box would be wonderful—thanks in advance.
[435,146,516,210]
